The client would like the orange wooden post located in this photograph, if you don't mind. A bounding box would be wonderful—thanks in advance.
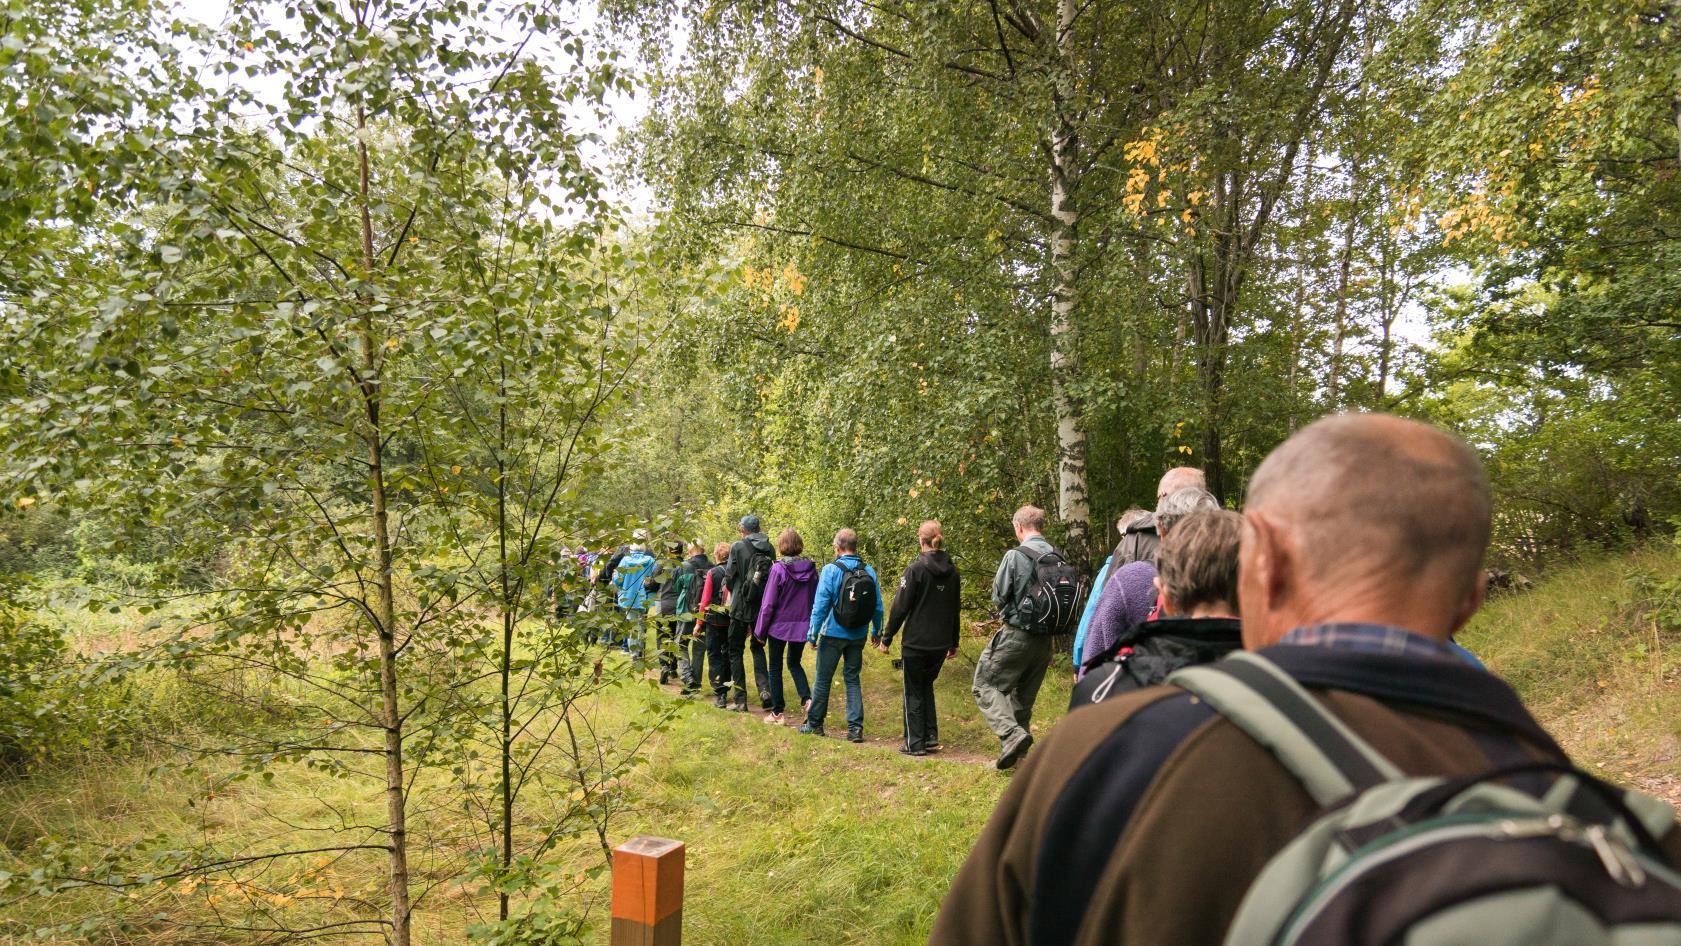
[610,836,684,946]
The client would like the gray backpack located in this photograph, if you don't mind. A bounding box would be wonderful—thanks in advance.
[1169,652,1681,945]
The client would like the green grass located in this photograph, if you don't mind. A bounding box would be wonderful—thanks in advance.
[18,544,1678,945]
[0,622,1074,944]
[1461,544,1681,803]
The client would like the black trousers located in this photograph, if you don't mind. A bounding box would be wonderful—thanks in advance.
[726,617,753,705]
[749,633,772,707]
[683,622,707,688]
[705,621,731,697]
[901,649,947,752]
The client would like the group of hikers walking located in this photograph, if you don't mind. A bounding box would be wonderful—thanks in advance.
[574,515,959,752]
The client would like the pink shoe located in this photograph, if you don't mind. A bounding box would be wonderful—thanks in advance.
[763,712,784,725]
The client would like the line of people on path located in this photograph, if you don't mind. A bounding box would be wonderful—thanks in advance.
[575,514,962,754]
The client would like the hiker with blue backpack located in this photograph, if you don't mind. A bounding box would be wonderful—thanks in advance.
[799,528,883,743]
[973,505,1084,771]
[931,413,1681,946]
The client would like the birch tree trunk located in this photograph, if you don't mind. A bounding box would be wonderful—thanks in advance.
[355,97,412,946]
[1047,0,1091,561]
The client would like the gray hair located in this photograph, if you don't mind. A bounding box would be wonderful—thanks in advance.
[1154,486,1220,534]
[1157,467,1206,500]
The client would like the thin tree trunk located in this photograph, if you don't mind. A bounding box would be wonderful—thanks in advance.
[1375,237,1395,406]
[1047,0,1091,562]
[1288,144,1316,430]
[1328,172,1358,407]
[497,345,513,923]
[356,100,412,946]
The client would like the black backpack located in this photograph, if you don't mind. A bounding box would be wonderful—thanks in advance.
[731,540,775,618]
[831,561,878,631]
[1013,545,1084,635]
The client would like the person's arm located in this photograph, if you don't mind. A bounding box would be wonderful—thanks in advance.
[724,540,741,588]
[1072,559,1110,669]
[808,564,836,644]
[883,562,918,646]
[991,549,1018,614]
[694,572,716,633]
[753,564,782,641]
[947,567,962,655]
[869,564,885,641]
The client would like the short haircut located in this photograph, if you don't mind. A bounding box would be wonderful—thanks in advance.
[1156,509,1243,612]
[776,528,804,557]
[1117,507,1150,534]
[688,541,704,555]
[1158,467,1205,499]
[1247,413,1491,599]
[833,528,858,553]
[712,541,731,562]
[918,520,944,550]
[1012,505,1047,532]
[1155,487,1220,534]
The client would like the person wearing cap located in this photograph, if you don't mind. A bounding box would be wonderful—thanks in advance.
[723,515,776,712]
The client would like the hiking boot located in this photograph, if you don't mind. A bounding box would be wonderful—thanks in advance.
[847,729,864,744]
[759,688,773,710]
[926,742,942,753]
[996,732,1033,771]
[899,746,928,757]
[658,670,672,686]
[798,723,825,737]
[731,700,749,713]
[713,694,728,709]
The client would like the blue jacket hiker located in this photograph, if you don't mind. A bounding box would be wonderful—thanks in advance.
[800,530,882,743]
[807,554,884,643]
[613,548,657,611]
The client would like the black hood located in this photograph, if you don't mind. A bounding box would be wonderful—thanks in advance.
[746,534,774,555]
[921,550,956,578]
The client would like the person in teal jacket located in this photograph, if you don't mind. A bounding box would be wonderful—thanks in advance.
[1072,508,1151,669]
[612,545,656,654]
[798,528,883,742]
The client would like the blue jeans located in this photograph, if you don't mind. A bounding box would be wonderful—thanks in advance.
[766,637,810,715]
[805,636,864,732]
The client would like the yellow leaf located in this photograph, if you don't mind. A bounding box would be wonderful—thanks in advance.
[15,496,34,510]
[451,465,462,474]
[385,337,399,349]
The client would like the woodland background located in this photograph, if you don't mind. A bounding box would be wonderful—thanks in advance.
[2,0,1680,943]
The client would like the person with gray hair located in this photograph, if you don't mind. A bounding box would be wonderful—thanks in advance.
[932,414,1680,946]
[1078,486,1221,672]
[1106,467,1206,573]
[973,505,1059,770]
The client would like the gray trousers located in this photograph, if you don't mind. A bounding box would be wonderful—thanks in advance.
[972,625,1053,745]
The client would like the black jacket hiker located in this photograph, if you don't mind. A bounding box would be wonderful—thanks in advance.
[1068,615,1242,710]
[883,549,962,754]
[883,550,962,654]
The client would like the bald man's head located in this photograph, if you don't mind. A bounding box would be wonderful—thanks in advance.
[1157,467,1205,502]
[1242,414,1491,643]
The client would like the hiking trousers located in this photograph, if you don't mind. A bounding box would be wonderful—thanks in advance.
[749,635,773,707]
[726,617,753,705]
[901,649,945,753]
[704,621,731,697]
[972,625,1052,746]
[681,623,706,688]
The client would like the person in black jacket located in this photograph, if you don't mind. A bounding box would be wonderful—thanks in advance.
[1069,508,1243,710]
[878,520,962,756]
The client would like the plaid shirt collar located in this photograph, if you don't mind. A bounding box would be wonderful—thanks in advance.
[1280,623,1464,663]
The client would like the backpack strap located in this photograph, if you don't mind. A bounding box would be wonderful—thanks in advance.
[1169,651,1404,807]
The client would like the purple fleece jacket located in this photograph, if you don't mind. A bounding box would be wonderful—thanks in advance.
[1078,560,1160,676]
[753,557,819,642]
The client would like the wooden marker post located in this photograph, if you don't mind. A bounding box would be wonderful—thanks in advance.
[610,836,685,946]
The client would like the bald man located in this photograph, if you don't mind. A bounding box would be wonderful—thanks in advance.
[929,414,1681,946]
[1107,466,1205,571]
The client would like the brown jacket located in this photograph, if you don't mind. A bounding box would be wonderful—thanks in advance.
[929,645,1681,946]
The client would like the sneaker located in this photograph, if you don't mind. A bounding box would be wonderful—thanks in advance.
[996,732,1033,771]
[713,694,728,709]
[731,700,749,713]
[926,742,942,753]
[847,729,864,744]
[763,712,784,725]
[899,746,928,757]
[798,723,825,737]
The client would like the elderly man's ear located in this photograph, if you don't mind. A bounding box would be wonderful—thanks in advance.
[1448,571,1488,637]
[1238,510,1294,648]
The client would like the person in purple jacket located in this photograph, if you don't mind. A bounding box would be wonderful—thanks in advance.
[752,528,819,724]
